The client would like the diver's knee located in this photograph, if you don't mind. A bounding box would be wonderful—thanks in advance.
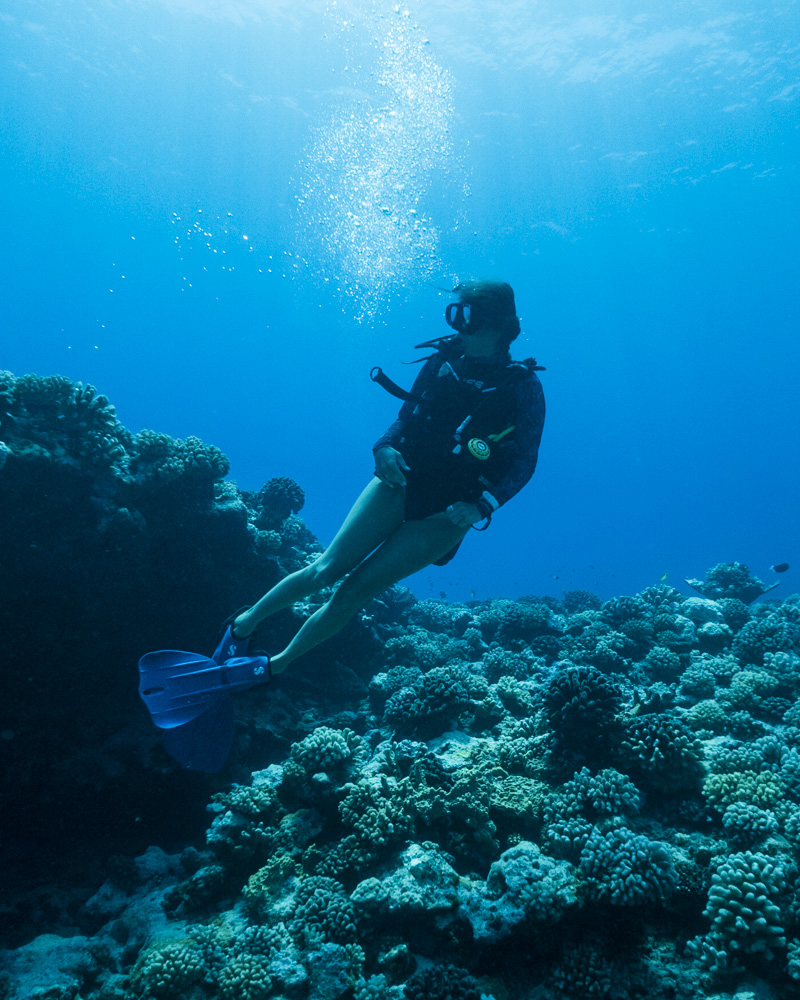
[330,571,374,612]
[307,557,344,590]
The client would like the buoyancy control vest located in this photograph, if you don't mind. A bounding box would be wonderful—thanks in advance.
[372,341,544,504]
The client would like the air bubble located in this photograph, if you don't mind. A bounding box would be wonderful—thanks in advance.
[292,3,455,321]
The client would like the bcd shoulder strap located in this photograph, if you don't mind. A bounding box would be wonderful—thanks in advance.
[369,366,419,403]
[370,353,545,403]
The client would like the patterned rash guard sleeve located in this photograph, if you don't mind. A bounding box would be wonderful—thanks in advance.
[483,371,545,510]
[372,355,441,454]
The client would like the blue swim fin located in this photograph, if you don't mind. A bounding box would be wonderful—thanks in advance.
[162,694,235,772]
[138,648,271,772]
[138,649,271,729]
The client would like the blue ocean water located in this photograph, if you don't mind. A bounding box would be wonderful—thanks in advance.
[2,0,798,604]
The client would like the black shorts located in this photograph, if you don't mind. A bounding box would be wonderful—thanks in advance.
[401,474,466,567]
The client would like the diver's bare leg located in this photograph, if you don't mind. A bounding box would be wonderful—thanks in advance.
[269,513,469,673]
[233,479,405,637]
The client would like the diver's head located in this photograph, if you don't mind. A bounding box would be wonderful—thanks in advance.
[445,279,521,348]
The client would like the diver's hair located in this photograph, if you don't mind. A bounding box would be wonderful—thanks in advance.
[454,279,521,344]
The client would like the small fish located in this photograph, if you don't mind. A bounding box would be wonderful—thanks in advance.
[771,563,790,573]
[439,590,447,599]
[659,572,669,584]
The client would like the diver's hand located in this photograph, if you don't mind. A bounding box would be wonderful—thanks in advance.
[374,446,410,487]
[444,501,483,527]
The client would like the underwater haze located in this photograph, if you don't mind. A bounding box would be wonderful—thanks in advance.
[2,0,799,602]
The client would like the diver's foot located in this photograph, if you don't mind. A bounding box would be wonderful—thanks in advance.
[212,607,254,664]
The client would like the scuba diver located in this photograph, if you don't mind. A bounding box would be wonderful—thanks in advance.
[139,279,545,769]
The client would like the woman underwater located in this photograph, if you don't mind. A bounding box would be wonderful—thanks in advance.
[216,278,546,675]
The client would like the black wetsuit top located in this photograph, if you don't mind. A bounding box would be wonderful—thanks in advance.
[373,346,545,535]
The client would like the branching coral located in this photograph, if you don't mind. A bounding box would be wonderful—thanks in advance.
[580,827,678,906]
[338,776,416,857]
[616,713,705,794]
[383,664,472,738]
[407,600,475,636]
[549,940,616,999]
[703,770,786,813]
[686,562,779,605]
[14,548,800,1000]
[384,627,468,671]
[542,665,624,771]
[721,802,779,848]
[255,476,305,528]
[131,939,205,998]
[482,646,546,683]
[1,373,132,470]
[290,876,358,947]
[562,590,602,614]
[217,954,272,1000]
[644,645,682,682]
[731,614,800,667]
[281,728,368,803]
[688,851,787,976]
[129,429,229,492]
[403,963,482,1000]
[543,767,641,826]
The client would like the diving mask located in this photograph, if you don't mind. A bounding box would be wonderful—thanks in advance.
[445,301,473,333]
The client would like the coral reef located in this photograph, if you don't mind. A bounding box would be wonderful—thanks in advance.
[5,373,800,1000]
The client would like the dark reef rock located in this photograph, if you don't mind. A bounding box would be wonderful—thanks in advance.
[0,373,333,915]
[3,373,800,1000]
